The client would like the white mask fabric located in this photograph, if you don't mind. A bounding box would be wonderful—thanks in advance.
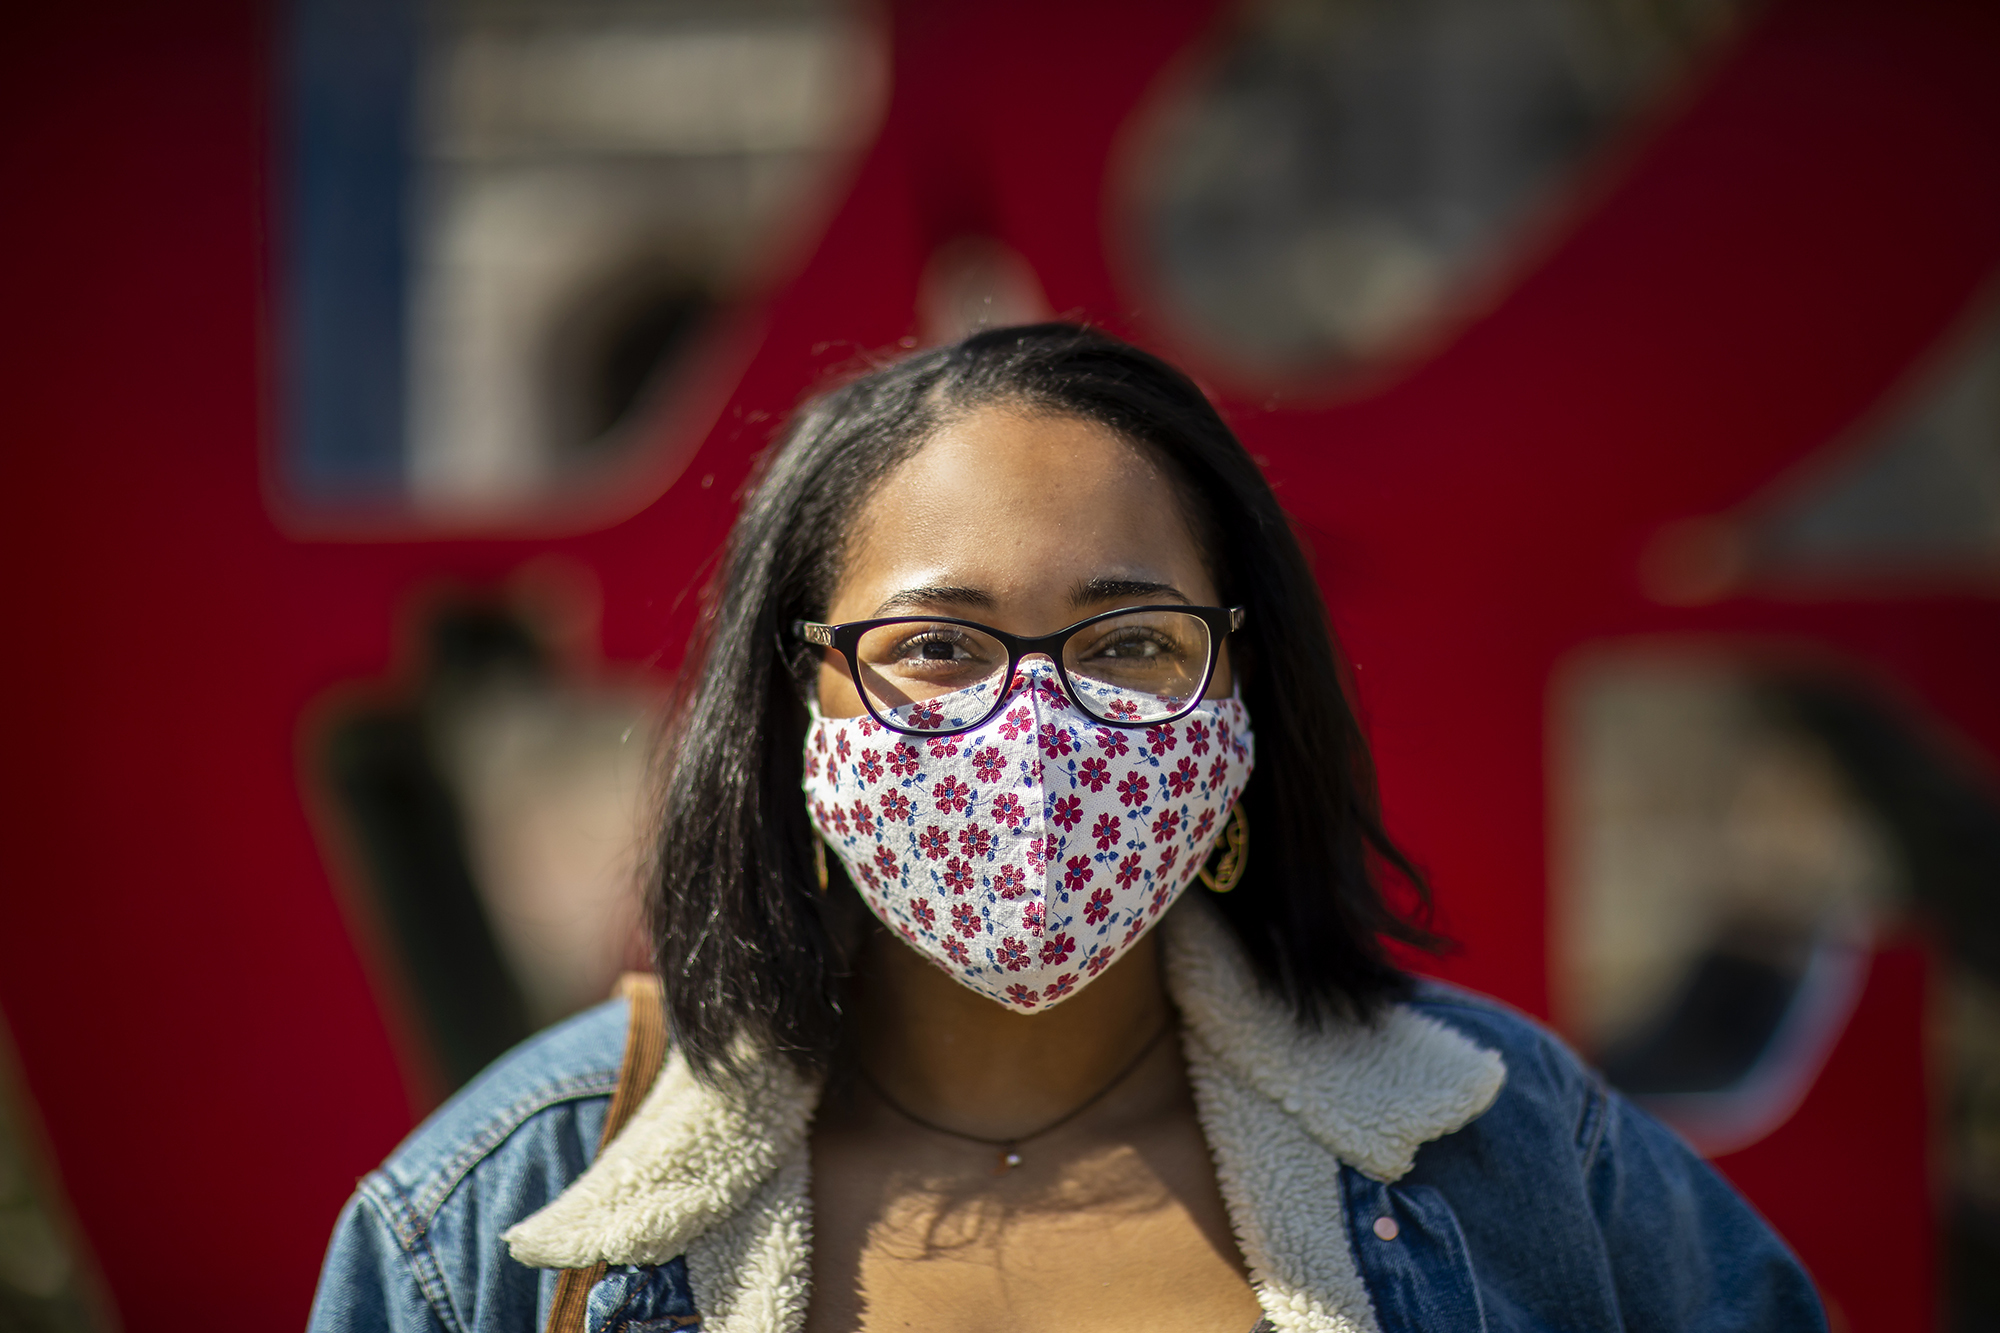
[802,662,1254,1010]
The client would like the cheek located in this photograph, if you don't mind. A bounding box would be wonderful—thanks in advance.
[818,653,867,717]
[1204,643,1234,701]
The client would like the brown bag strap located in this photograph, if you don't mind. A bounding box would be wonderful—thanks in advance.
[543,972,669,1333]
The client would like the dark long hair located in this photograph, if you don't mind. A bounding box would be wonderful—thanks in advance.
[651,323,1437,1079]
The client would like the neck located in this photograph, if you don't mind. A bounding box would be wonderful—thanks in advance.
[844,927,1175,1142]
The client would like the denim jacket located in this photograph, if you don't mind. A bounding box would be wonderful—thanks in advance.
[309,900,1826,1332]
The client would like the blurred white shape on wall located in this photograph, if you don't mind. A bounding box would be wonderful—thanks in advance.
[407,2,886,512]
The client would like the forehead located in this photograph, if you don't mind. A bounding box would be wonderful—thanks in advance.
[836,407,1210,607]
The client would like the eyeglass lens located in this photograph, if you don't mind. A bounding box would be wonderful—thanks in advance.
[852,610,1214,731]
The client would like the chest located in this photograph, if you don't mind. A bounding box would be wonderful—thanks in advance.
[802,1112,1265,1333]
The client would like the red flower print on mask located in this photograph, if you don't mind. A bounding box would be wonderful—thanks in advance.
[907,700,945,730]
[1145,723,1178,754]
[1151,809,1181,844]
[1038,932,1076,966]
[1121,916,1149,947]
[998,706,1032,740]
[857,750,885,783]
[950,901,981,937]
[1208,753,1229,785]
[926,735,961,759]
[1150,882,1174,915]
[1191,808,1216,842]
[1025,837,1048,874]
[835,733,853,761]
[995,935,1031,971]
[1037,723,1074,759]
[1063,855,1093,892]
[970,746,1007,783]
[1078,756,1111,791]
[1114,853,1143,888]
[853,804,877,836]
[857,863,880,891]
[993,863,1028,899]
[989,792,1026,829]
[813,730,827,753]
[1105,698,1141,720]
[1033,675,1070,709]
[805,754,820,780]
[1084,886,1114,925]
[1116,772,1150,808]
[857,717,881,737]
[1005,983,1041,1007]
[873,844,899,879]
[1049,795,1083,831]
[1216,719,1233,751]
[888,742,921,778]
[958,823,994,859]
[1022,900,1045,934]
[1091,812,1122,851]
[1167,757,1198,799]
[1044,972,1078,1001]
[944,857,973,894]
[1083,945,1112,977]
[830,804,850,836]
[1184,719,1209,756]
[910,898,936,932]
[879,790,913,823]
[1094,728,1130,758]
[917,825,950,860]
[1158,845,1180,878]
[943,936,971,966]
[932,775,972,814]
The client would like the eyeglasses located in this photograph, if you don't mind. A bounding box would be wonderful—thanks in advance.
[794,604,1245,737]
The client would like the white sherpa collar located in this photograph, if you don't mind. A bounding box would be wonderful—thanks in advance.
[505,898,1505,1330]
[1162,897,1505,1183]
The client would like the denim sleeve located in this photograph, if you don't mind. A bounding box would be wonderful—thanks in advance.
[1584,1084,1827,1333]
[306,1191,452,1333]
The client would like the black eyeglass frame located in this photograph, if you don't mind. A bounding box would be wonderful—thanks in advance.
[793,604,1247,737]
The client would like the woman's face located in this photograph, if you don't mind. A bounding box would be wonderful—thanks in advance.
[818,406,1229,718]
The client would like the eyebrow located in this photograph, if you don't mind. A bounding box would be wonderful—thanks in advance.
[869,577,1189,619]
[872,584,997,616]
[1070,577,1189,607]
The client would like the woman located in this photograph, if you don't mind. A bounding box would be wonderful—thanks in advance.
[310,324,1825,1333]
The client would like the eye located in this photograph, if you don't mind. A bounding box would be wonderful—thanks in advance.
[1082,627,1177,660]
[882,628,985,667]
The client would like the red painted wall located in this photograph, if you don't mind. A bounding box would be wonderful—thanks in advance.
[2,0,1995,1327]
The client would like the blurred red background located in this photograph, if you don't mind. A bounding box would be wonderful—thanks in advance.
[3,0,1998,1328]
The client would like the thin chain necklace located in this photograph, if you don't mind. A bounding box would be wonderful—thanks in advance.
[854,1022,1174,1176]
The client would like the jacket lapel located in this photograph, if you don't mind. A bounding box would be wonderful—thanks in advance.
[502,1038,822,1332]
[505,899,1504,1333]
[1163,899,1506,1333]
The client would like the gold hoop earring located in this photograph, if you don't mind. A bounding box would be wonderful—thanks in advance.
[813,838,830,893]
[1197,805,1249,894]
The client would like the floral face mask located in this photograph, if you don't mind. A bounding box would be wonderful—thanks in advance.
[802,661,1253,1010]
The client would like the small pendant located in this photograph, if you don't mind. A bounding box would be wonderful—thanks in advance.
[993,1149,1022,1175]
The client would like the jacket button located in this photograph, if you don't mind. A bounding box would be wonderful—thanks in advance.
[1372,1216,1400,1241]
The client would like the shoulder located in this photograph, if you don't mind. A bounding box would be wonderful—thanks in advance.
[374,997,627,1218]
[309,1000,628,1333]
[1390,981,1825,1329]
